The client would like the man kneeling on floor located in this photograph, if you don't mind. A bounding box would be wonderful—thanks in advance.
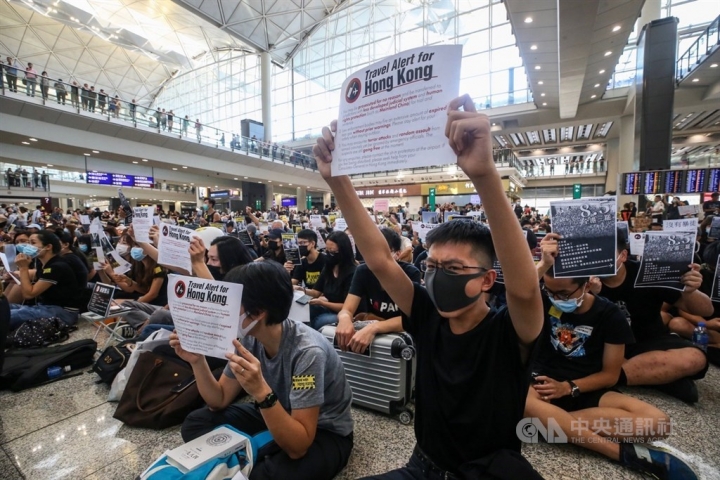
[528,234,698,479]
[172,261,354,480]
[314,95,545,479]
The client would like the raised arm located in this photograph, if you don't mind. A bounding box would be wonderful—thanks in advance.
[446,95,543,345]
[313,123,414,316]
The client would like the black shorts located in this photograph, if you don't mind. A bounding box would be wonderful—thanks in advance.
[625,333,709,380]
[551,388,617,412]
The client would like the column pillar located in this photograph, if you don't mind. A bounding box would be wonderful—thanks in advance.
[261,52,273,143]
[636,0,662,33]
[274,194,283,209]
[613,114,637,207]
[323,192,332,209]
[296,186,306,212]
[264,184,274,211]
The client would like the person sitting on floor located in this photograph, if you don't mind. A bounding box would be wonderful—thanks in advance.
[174,261,354,480]
[529,234,698,479]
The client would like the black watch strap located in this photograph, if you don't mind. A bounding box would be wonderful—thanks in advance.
[255,391,278,409]
[567,380,580,398]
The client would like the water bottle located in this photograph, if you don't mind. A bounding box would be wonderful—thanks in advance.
[47,365,71,380]
[692,323,709,352]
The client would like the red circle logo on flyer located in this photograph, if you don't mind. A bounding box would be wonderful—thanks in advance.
[345,78,361,103]
[174,280,186,298]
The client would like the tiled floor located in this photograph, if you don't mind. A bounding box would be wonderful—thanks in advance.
[1,323,719,480]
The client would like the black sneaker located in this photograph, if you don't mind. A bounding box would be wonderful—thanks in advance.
[654,377,698,404]
[620,443,698,479]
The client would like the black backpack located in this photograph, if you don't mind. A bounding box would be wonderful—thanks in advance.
[92,339,135,384]
[0,339,97,391]
[0,296,10,372]
[8,317,74,348]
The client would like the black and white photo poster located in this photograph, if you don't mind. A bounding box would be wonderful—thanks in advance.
[710,217,720,239]
[635,232,694,291]
[711,255,720,302]
[550,197,617,277]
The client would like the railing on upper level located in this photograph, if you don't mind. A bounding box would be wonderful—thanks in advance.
[520,159,607,179]
[676,14,720,83]
[0,73,319,171]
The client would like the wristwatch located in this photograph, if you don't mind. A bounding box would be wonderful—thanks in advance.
[567,380,580,398]
[255,391,278,409]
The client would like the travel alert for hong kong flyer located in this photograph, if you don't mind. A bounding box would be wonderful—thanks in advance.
[333,45,463,177]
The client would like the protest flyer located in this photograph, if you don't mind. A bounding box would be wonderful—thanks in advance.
[157,224,194,274]
[167,275,243,360]
[678,204,700,217]
[710,217,720,239]
[92,246,105,270]
[617,221,629,239]
[282,233,302,265]
[550,197,617,277]
[80,215,91,228]
[711,256,720,302]
[374,199,389,212]
[493,259,504,285]
[630,233,645,257]
[132,207,154,243]
[89,218,103,235]
[332,45,463,176]
[99,232,115,256]
[0,253,19,284]
[3,244,17,273]
[415,223,438,241]
[634,232,694,290]
[237,230,254,246]
[335,218,348,231]
[313,228,327,249]
[422,211,439,224]
[663,218,698,232]
[109,250,132,275]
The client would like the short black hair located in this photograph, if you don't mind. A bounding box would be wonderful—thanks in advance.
[297,229,318,245]
[425,221,495,265]
[702,240,720,268]
[204,198,216,207]
[34,229,61,254]
[380,228,402,252]
[544,267,589,286]
[223,262,293,326]
[211,236,254,273]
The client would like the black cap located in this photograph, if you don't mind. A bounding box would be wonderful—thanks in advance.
[268,228,284,240]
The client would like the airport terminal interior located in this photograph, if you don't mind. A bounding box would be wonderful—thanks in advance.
[1,0,720,478]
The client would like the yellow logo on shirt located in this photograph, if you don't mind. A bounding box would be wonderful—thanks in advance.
[548,305,562,319]
[305,271,320,286]
[292,375,316,390]
[43,268,51,274]
[154,267,163,274]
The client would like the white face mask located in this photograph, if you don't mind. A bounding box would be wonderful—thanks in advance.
[116,244,129,255]
[237,312,258,340]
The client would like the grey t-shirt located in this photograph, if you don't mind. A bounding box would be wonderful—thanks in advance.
[224,319,354,437]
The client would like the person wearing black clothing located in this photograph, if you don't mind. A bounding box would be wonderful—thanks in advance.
[702,192,720,218]
[200,197,221,225]
[70,81,80,108]
[530,247,697,479]
[589,229,711,403]
[290,229,326,289]
[305,231,357,331]
[88,86,97,112]
[336,228,421,353]
[257,228,288,266]
[314,97,544,479]
[98,89,107,114]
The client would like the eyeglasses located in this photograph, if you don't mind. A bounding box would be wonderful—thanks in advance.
[541,284,583,301]
[420,260,488,276]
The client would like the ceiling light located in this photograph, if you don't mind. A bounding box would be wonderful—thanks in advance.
[604,51,612,56]
[538,81,544,85]
[142,159,148,162]
[21,141,29,145]
[132,161,138,164]
[692,78,699,82]
[530,45,537,50]
[594,83,600,87]
[29,138,37,142]
[244,176,248,179]
[524,17,533,23]
[92,150,99,153]
[289,183,293,186]
[182,166,187,169]
[534,65,541,70]
[268,180,272,182]
[591,94,597,99]
[711,64,718,68]
[542,102,547,106]
[84,153,90,156]
[234,177,238,180]
[599,69,605,74]
[279,184,283,187]
[541,93,545,97]
[214,185,218,188]
[612,25,621,32]
[172,168,178,170]
[47,164,53,167]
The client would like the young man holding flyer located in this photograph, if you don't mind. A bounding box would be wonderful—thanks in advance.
[590,228,711,403]
[313,94,544,479]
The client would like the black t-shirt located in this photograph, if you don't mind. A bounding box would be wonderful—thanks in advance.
[599,260,681,342]
[699,268,720,318]
[534,295,634,381]
[292,254,326,289]
[349,262,421,319]
[703,200,720,216]
[314,265,356,304]
[60,253,88,298]
[37,256,79,309]
[402,283,531,472]
[150,266,169,307]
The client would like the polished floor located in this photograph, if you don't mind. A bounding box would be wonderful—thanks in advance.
[1,322,719,480]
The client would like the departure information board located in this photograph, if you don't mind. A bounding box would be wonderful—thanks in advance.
[685,169,707,193]
[623,172,642,194]
[707,168,720,193]
[643,171,663,195]
[663,170,683,194]
[86,172,154,188]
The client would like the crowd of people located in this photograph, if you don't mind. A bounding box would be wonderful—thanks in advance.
[522,156,607,177]
[0,95,716,480]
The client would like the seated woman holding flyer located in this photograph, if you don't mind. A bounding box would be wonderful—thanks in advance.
[174,261,354,480]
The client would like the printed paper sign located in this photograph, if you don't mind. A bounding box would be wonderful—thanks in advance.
[157,224,194,274]
[374,199,389,212]
[132,207,154,243]
[416,223,438,241]
[0,253,19,284]
[634,232,694,291]
[3,244,17,273]
[710,217,720,239]
[678,204,699,217]
[663,218,697,232]
[109,250,131,275]
[168,275,243,360]
[310,215,323,227]
[711,256,720,302]
[80,215,91,226]
[335,218,348,231]
[89,218,103,235]
[332,45,463,176]
[630,233,645,257]
[422,211,439,224]
[551,197,617,277]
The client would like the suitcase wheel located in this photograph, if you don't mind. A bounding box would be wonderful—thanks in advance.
[398,409,413,425]
[400,345,416,361]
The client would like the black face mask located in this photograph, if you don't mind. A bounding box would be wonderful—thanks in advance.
[207,265,224,280]
[268,241,281,251]
[424,268,485,313]
[299,245,309,258]
[324,252,341,266]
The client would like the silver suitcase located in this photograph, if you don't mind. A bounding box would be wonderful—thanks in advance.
[320,322,416,424]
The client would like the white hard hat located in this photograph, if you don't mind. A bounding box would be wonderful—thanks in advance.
[191,226,224,249]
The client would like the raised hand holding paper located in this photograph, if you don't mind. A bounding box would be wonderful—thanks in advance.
[132,207,154,243]
[635,232,694,290]
[168,275,243,360]
[332,45,463,176]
